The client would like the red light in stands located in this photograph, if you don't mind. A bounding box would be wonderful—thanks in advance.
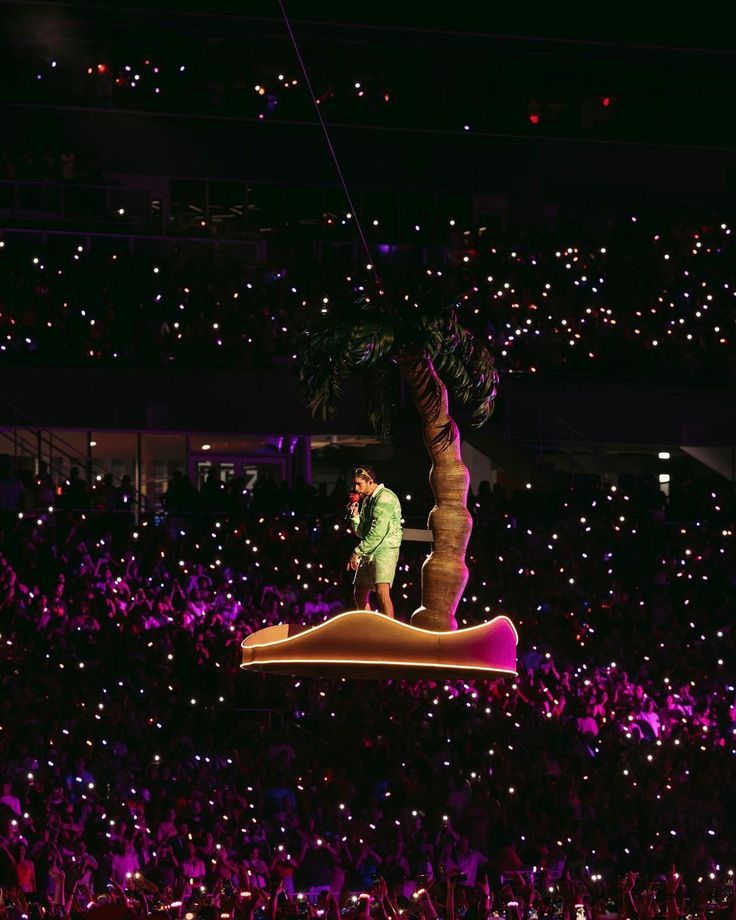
[529,114,540,125]
[602,97,611,107]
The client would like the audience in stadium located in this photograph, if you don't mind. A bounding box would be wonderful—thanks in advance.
[0,212,734,382]
[0,463,734,920]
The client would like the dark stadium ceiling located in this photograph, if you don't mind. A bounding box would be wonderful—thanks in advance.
[3,1,735,52]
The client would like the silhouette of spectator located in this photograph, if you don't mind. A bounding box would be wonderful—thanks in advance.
[60,466,89,511]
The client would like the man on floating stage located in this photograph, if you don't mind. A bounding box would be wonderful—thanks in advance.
[347,466,403,619]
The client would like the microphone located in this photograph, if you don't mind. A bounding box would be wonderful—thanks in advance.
[345,491,360,520]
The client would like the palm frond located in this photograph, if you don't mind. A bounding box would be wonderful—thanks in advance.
[297,295,498,431]
[298,317,395,420]
[394,299,447,358]
[365,364,393,438]
[435,351,475,404]
[436,313,499,427]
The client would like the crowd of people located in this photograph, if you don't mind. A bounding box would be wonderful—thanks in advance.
[1,461,734,920]
[2,13,736,920]
[0,32,588,137]
[2,23,734,148]
[0,146,106,186]
[2,38,395,124]
[0,211,734,380]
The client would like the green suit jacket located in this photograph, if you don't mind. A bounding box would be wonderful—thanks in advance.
[350,484,403,560]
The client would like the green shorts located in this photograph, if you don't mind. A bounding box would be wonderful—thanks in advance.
[354,548,400,589]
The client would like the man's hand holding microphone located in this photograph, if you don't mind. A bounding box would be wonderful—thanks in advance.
[346,490,361,571]
[346,491,360,517]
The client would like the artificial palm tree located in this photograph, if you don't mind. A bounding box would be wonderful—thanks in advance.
[298,292,498,632]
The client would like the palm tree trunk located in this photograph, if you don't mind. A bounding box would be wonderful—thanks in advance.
[398,355,472,631]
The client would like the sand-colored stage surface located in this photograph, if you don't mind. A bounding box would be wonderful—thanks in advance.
[241,611,517,679]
